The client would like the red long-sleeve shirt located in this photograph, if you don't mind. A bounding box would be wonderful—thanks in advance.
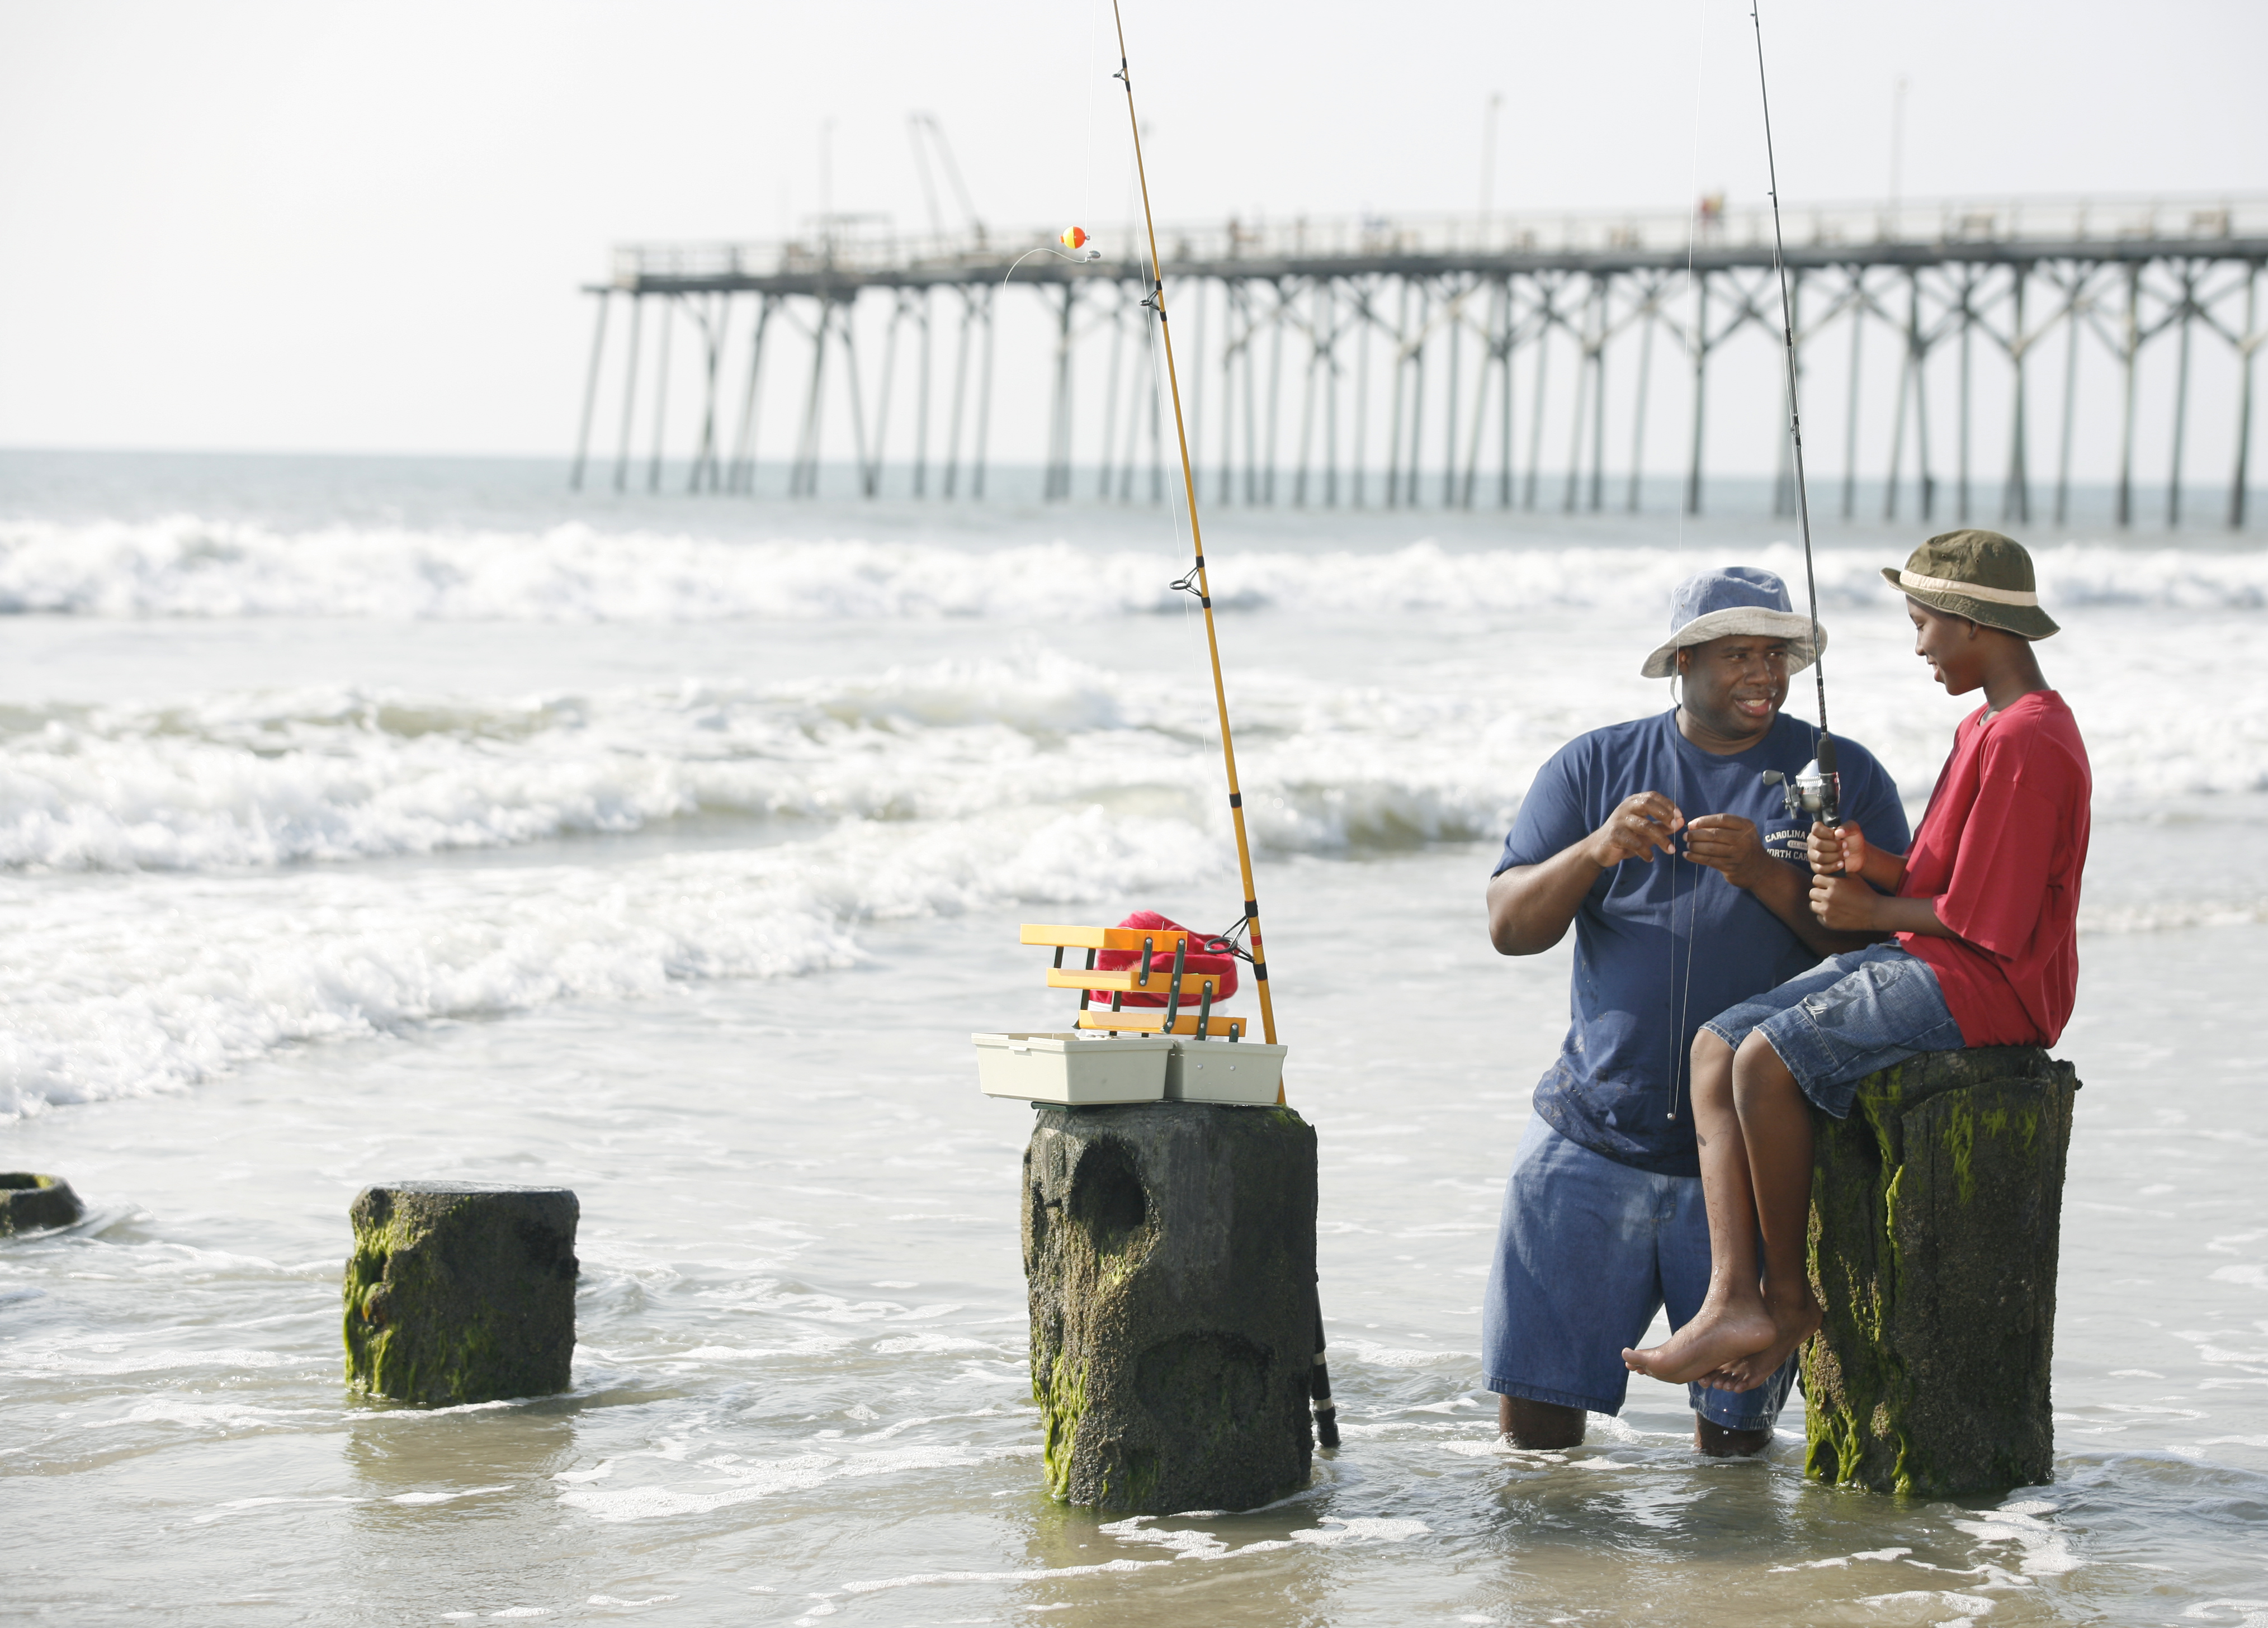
[1897,690,2091,1047]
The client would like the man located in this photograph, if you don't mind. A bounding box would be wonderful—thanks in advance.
[1482,566,1908,1454]
[1626,531,2089,1393]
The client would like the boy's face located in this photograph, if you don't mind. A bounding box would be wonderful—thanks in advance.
[1677,634,1790,744]
[1908,599,1984,694]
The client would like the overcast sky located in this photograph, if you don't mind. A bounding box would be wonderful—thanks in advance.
[1,0,2261,458]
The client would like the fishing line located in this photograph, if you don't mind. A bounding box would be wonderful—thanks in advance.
[1750,0,1844,891]
[1107,0,1279,1053]
[1108,0,1336,1454]
[1751,0,1827,743]
[1086,0,1100,233]
[1000,244,1100,291]
[1136,125,1254,973]
[1665,0,1711,1123]
[1104,96,1215,869]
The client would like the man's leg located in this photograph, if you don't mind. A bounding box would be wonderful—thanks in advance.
[1621,1031,1776,1383]
[1695,1417,1773,1457]
[1483,1115,1662,1445]
[1500,1395,1584,1450]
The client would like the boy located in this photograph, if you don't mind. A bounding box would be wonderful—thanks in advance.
[1623,531,2091,1392]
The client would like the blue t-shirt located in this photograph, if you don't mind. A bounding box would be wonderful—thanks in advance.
[1494,709,1908,1176]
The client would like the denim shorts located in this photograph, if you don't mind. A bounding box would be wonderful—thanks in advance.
[1702,943,1964,1119]
[1482,1113,1797,1431]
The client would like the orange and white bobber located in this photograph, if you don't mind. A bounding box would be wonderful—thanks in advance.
[1060,225,1089,250]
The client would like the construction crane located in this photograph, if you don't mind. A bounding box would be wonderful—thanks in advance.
[906,112,986,250]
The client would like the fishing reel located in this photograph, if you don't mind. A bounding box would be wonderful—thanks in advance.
[1761,759,1839,822]
[1762,734,1842,824]
[1762,735,1845,873]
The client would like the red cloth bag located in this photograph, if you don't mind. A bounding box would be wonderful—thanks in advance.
[1090,910,1240,1008]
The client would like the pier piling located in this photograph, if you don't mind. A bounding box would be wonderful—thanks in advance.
[344,1182,579,1408]
[1024,1102,1319,1514]
[0,1173,82,1235]
[1803,1047,2080,1499]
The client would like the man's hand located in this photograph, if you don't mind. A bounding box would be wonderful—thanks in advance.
[1490,790,1681,955]
[1809,874,1880,932]
[1682,813,1775,891]
[1584,792,1684,869]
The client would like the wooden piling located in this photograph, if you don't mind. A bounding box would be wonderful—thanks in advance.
[1803,1047,2080,1499]
[344,1182,579,1407]
[1023,1102,1318,1514]
[0,1173,82,1234]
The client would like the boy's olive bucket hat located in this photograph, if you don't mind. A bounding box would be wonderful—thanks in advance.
[1882,529,2060,640]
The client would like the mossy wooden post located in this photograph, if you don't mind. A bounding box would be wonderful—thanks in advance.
[344,1182,579,1406]
[1023,1101,1318,1513]
[1804,1046,2080,1498]
[0,1173,82,1234]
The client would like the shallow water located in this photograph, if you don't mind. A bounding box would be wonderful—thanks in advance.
[3,453,2265,1623]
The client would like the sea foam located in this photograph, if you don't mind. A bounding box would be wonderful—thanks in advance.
[6,630,2263,885]
[4,514,2265,621]
[0,803,1216,1116]
[0,654,1548,875]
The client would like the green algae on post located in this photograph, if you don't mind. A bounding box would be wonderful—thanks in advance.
[344,1182,579,1406]
[1803,1047,2080,1498]
[1023,1102,1318,1513]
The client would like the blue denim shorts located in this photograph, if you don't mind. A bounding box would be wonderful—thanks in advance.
[1482,1113,1797,1431]
[1702,943,1964,1119]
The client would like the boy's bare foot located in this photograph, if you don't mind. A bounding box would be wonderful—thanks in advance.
[1622,1298,1778,1385]
[1701,1298,1822,1393]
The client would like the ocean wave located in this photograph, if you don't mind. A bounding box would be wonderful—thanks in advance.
[2080,898,2268,934]
[1,692,2253,1111]
[4,515,2265,621]
[0,805,1217,1116]
[6,637,2267,879]
[0,657,1535,874]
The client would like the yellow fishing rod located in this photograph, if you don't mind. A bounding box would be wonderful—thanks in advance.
[1107,1,1339,1450]
[1107,0,1278,1053]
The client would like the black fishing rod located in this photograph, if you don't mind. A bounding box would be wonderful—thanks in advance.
[1750,0,1842,846]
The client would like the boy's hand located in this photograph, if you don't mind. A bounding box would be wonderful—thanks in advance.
[1683,814,1773,890]
[1808,820,1869,878]
[1809,873,1879,931]
[1586,792,1684,869]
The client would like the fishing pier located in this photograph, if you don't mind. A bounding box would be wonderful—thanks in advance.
[569,196,2266,528]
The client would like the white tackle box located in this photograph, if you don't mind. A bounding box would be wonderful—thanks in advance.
[1165,1039,1288,1105]
[971,1031,1173,1105]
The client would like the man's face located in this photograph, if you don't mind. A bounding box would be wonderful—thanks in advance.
[1907,598,1982,694]
[1678,634,1791,742]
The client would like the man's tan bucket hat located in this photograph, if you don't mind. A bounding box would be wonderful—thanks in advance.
[1882,529,2059,640]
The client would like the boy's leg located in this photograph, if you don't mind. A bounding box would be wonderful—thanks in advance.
[1637,944,1960,1390]
[1698,1031,1821,1393]
[1621,1031,1776,1383]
